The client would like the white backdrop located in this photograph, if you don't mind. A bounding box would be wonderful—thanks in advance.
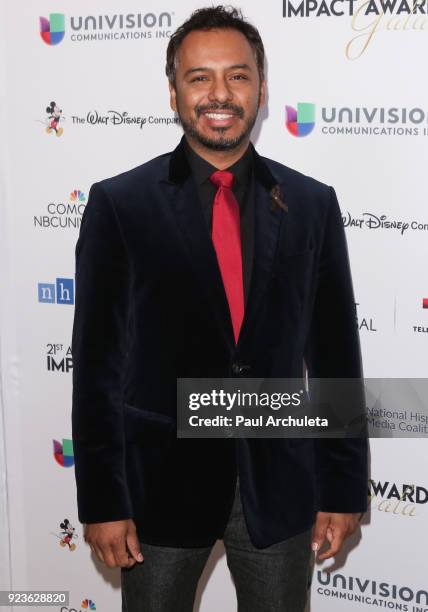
[1,0,427,610]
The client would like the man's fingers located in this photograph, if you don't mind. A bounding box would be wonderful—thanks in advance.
[89,539,131,568]
[317,514,358,560]
[348,515,360,534]
[126,530,144,563]
[91,543,105,564]
[84,520,140,568]
[92,539,116,567]
[102,545,119,569]
[317,528,346,561]
[312,512,330,553]
[112,538,135,568]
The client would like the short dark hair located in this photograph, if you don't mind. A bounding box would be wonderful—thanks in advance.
[166,5,265,84]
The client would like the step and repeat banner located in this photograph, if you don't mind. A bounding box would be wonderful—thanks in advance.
[0,0,427,610]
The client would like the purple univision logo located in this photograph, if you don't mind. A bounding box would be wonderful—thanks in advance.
[285,103,316,137]
[53,438,74,467]
[40,14,65,46]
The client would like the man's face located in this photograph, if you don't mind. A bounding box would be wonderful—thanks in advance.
[169,28,266,151]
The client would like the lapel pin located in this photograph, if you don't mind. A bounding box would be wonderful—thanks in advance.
[270,185,288,213]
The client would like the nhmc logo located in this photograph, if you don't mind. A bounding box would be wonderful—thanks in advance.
[38,278,74,305]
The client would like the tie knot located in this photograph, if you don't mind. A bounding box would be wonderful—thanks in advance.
[210,170,234,190]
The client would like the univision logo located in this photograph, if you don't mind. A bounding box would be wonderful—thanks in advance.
[39,12,173,45]
[317,571,428,607]
[285,103,428,137]
[53,439,74,467]
[285,103,316,137]
[40,14,65,46]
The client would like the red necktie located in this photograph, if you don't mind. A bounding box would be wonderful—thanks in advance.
[210,170,245,343]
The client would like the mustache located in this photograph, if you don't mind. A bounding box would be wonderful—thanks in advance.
[195,103,245,119]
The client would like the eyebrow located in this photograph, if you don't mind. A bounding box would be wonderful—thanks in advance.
[183,63,253,78]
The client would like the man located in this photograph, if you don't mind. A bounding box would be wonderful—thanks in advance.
[72,6,368,611]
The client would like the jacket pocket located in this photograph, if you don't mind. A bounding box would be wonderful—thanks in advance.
[123,402,175,441]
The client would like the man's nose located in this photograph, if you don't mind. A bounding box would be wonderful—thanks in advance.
[207,76,233,104]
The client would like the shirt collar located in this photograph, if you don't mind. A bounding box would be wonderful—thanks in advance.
[183,137,253,188]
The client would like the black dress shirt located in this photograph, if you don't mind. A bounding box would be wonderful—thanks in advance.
[183,139,255,306]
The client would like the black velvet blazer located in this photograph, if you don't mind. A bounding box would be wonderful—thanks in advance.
[71,136,368,548]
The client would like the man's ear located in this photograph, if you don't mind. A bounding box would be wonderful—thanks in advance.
[259,79,267,109]
[169,81,177,112]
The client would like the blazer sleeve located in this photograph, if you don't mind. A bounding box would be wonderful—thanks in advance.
[304,185,369,513]
[71,181,133,524]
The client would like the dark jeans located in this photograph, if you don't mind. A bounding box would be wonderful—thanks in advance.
[121,479,312,611]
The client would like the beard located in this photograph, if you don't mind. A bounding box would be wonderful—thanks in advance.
[176,98,260,152]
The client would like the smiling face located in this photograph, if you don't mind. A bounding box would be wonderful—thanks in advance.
[169,28,266,154]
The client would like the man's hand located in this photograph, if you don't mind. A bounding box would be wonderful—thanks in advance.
[84,519,144,568]
[312,512,360,561]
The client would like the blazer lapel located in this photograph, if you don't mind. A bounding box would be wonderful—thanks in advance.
[163,138,236,349]
[237,149,287,348]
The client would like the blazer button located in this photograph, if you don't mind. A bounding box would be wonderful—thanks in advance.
[232,363,251,376]
[232,362,241,375]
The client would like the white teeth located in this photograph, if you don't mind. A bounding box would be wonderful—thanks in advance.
[205,113,233,120]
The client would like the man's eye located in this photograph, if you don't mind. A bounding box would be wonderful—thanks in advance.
[231,74,248,80]
[191,76,208,82]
